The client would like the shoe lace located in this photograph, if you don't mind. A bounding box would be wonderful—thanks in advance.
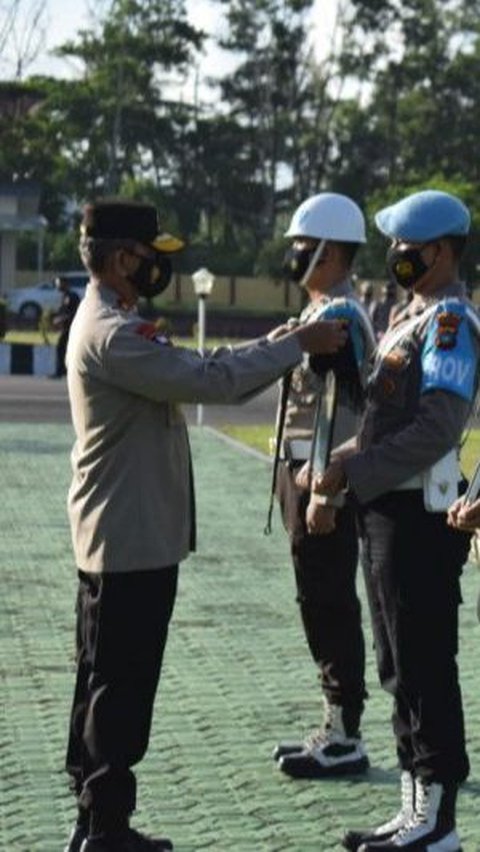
[373,772,414,835]
[304,702,343,747]
[394,780,432,838]
[304,726,329,748]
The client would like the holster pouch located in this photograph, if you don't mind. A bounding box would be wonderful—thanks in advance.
[422,449,460,512]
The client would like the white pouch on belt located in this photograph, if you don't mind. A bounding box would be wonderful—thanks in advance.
[422,449,460,512]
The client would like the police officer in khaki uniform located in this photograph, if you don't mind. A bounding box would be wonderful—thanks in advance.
[271,193,376,779]
[313,190,479,852]
[63,199,347,852]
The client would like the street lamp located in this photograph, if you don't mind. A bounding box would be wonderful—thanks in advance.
[192,267,215,426]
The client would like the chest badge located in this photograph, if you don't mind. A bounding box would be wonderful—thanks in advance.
[381,375,397,396]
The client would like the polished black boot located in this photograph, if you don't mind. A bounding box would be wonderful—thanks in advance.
[65,822,88,852]
[80,827,173,851]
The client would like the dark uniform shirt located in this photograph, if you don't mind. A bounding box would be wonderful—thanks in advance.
[344,282,479,504]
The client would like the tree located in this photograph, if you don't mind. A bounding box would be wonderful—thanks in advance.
[335,0,480,187]
[55,0,204,196]
[210,0,316,243]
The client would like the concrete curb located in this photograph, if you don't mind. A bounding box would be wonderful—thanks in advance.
[0,342,55,375]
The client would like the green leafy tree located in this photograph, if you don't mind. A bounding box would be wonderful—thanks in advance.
[211,0,316,241]
[55,0,203,196]
[335,0,480,188]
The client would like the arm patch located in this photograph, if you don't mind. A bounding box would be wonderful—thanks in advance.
[421,300,476,401]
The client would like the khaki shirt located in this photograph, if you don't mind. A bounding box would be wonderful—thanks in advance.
[66,283,303,573]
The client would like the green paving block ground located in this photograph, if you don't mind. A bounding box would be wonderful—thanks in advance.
[1,423,480,852]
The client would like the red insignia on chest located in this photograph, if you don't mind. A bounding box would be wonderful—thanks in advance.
[435,312,461,350]
[134,322,171,346]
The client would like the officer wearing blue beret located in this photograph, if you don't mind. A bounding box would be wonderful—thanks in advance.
[313,190,480,852]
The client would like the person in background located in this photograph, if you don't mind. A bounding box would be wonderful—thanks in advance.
[313,190,479,852]
[270,192,375,780]
[371,280,397,339]
[358,279,376,318]
[388,288,413,326]
[63,198,347,852]
[51,275,81,378]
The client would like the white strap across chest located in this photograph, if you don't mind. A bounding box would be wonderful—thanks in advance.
[376,305,437,361]
[377,301,480,364]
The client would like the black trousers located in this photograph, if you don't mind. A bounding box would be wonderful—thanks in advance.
[65,566,178,829]
[358,490,471,784]
[276,462,367,729]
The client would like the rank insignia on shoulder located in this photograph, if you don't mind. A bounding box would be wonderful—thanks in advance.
[435,311,462,350]
[135,322,171,345]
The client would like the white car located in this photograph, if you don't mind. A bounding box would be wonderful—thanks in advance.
[6,272,89,324]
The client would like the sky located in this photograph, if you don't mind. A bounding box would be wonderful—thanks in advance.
[1,0,339,97]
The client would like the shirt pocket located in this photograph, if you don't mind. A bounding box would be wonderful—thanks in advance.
[371,349,411,408]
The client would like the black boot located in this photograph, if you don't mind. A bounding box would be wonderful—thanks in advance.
[65,822,88,852]
[343,771,415,851]
[357,780,460,851]
[65,809,89,852]
[80,827,173,852]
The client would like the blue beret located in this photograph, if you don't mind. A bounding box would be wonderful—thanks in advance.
[375,190,470,241]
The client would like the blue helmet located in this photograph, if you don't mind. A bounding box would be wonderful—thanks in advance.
[375,190,470,242]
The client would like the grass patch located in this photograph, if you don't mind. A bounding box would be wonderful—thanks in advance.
[221,424,272,456]
[4,330,58,345]
[220,424,480,480]
[3,330,235,348]
[462,429,480,479]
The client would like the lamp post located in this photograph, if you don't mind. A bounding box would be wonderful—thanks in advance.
[192,267,215,426]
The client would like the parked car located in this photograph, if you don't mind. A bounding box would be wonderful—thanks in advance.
[6,272,89,324]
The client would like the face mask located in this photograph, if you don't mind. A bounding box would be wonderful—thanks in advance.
[282,240,325,287]
[128,253,172,298]
[386,245,431,290]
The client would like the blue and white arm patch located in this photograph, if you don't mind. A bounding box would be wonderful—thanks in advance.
[421,300,477,401]
[319,299,366,368]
